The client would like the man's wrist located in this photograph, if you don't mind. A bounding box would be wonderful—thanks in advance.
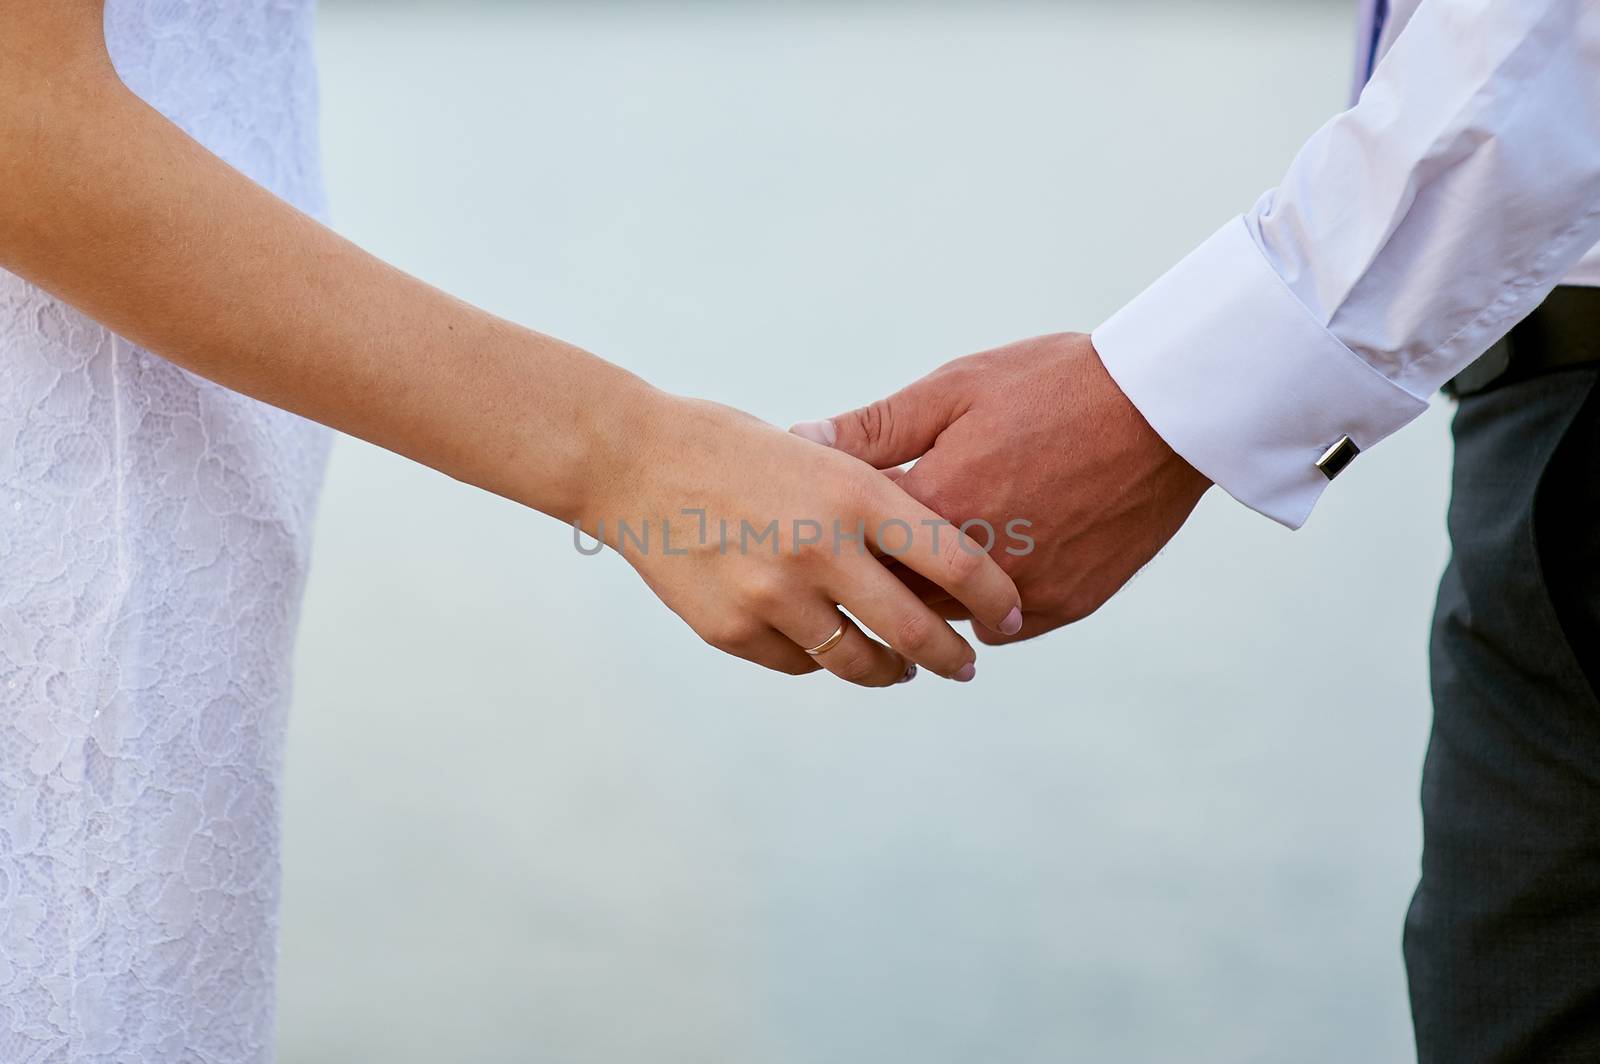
[1084,335,1211,494]
[1092,216,1429,529]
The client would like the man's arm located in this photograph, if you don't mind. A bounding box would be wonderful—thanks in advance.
[792,0,1600,638]
[1095,0,1600,528]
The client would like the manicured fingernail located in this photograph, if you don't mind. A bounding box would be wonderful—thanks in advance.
[954,663,976,683]
[790,419,837,447]
[898,664,918,684]
[998,606,1023,636]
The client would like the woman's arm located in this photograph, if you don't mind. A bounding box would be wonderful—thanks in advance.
[1,4,638,523]
[0,5,1022,685]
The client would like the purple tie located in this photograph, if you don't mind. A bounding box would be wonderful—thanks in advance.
[1349,0,1390,103]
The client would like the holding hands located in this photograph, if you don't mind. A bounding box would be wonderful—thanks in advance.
[606,334,1208,687]
[588,392,1025,686]
[791,333,1210,645]
[0,12,1196,690]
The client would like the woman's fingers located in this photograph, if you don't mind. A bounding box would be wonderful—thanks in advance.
[834,561,976,680]
[883,560,953,607]
[741,630,825,676]
[776,608,916,688]
[866,489,1023,636]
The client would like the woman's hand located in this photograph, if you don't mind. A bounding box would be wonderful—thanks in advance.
[0,22,1019,690]
[585,394,1025,686]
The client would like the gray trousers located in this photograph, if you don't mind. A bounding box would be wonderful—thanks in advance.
[1405,367,1600,1062]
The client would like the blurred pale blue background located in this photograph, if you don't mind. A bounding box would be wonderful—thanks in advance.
[280,2,1445,1061]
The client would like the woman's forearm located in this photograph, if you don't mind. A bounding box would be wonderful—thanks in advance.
[0,12,1023,688]
[0,34,650,524]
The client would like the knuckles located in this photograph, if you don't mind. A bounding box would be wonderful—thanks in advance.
[853,400,891,451]
[830,650,879,685]
[700,617,765,654]
[828,464,883,523]
[738,569,791,614]
[1052,584,1114,626]
[939,530,986,587]
[892,611,935,655]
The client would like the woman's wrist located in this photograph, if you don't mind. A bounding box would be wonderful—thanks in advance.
[511,350,674,532]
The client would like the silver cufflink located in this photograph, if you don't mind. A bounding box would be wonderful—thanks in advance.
[1316,436,1360,481]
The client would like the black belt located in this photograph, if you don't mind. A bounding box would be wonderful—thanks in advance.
[1444,286,1600,398]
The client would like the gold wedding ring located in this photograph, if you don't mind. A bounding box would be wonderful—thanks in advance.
[803,621,847,657]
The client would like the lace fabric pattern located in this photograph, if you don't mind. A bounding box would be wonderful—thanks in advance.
[1,2,331,1059]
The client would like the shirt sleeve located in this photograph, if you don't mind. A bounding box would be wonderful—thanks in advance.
[1091,0,1600,529]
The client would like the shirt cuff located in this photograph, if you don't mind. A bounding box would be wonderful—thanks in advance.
[1091,216,1431,529]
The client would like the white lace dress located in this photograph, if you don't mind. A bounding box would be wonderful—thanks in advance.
[0,2,330,1059]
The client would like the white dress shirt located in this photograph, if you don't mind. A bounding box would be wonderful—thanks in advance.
[1092,0,1600,528]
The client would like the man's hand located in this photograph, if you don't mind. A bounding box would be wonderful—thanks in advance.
[791,333,1210,643]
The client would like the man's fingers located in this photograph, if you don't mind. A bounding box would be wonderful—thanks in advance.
[790,370,965,468]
